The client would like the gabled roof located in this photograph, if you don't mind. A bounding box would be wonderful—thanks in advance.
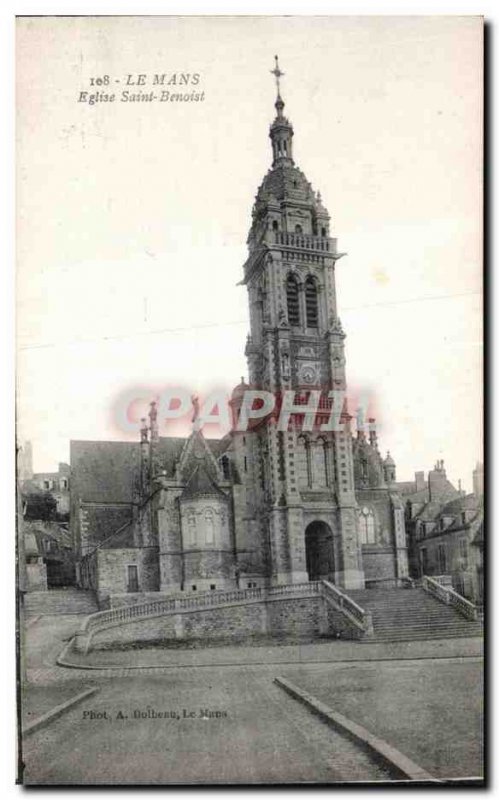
[181,462,228,502]
[440,493,482,516]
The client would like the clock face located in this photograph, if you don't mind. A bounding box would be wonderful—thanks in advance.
[299,364,317,384]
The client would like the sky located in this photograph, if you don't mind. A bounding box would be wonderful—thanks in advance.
[16,15,483,490]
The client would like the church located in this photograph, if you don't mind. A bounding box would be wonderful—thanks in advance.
[71,61,410,607]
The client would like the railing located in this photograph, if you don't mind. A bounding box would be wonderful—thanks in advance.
[80,583,322,636]
[75,579,370,652]
[274,232,332,252]
[422,575,478,621]
[321,580,372,633]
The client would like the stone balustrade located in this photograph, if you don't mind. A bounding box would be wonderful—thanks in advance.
[422,575,478,621]
[74,580,368,653]
[321,580,372,634]
[274,231,332,252]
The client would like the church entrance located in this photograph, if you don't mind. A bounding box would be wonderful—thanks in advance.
[305,521,335,581]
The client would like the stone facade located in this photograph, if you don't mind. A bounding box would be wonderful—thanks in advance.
[71,75,410,606]
[402,464,484,605]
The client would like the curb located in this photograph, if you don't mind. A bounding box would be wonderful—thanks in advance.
[274,676,437,783]
[23,686,100,736]
[56,635,483,673]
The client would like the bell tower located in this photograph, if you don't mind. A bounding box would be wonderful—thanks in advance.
[241,58,364,590]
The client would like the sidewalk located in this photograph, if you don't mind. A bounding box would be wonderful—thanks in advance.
[65,634,483,670]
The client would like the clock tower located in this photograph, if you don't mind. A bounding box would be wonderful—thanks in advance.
[240,58,365,590]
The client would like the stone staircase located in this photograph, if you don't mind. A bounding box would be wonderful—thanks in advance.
[348,587,483,642]
[23,588,98,616]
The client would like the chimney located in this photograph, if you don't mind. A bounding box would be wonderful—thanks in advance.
[428,460,448,502]
[415,471,425,492]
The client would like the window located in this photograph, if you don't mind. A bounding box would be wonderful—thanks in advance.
[44,480,50,490]
[459,539,468,568]
[210,584,216,591]
[297,435,311,487]
[244,456,248,472]
[220,455,230,480]
[437,544,447,573]
[305,277,318,328]
[295,224,303,234]
[286,274,300,326]
[272,220,279,231]
[192,585,197,591]
[187,512,197,546]
[60,478,68,490]
[312,439,328,487]
[321,226,327,237]
[359,508,375,545]
[127,565,139,593]
[205,509,215,544]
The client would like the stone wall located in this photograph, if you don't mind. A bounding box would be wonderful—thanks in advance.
[266,596,324,636]
[84,593,358,651]
[26,561,47,591]
[324,600,365,640]
[362,550,397,587]
[95,547,160,604]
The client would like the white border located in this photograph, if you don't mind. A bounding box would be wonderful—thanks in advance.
[2,2,493,798]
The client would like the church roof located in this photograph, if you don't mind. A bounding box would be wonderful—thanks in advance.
[70,436,226,503]
[70,440,140,503]
[181,462,228,502]
[254,163,315,207]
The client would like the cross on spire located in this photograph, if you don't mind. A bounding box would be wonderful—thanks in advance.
[271,55,284,98]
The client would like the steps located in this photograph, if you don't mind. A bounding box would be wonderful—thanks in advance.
[23,588,98,616]
[348,587,483,643]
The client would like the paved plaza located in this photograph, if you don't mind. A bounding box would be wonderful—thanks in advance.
[19,614,484,785]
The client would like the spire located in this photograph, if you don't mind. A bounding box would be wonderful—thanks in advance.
[271,54,285,116]
[269,55,294,166]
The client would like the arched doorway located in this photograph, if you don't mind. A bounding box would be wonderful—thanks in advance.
[305,521,335,581]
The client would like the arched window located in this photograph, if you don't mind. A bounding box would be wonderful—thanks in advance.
[305,276,318,328]
[286,274,300,326]
[187,512,197,546]
[295,224,303,234]
[297,435,311,487]
[272,220,279,232]
[359,508,375,545]
[205,508,215,545]
[321,226,327,237]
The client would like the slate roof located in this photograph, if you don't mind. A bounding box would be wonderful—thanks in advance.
[23,520,73,550]
[70,436,227,504]
[181,462,228,502]
[440,493,482,515]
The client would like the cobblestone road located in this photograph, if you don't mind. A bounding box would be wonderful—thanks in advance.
[19,614,483,784]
